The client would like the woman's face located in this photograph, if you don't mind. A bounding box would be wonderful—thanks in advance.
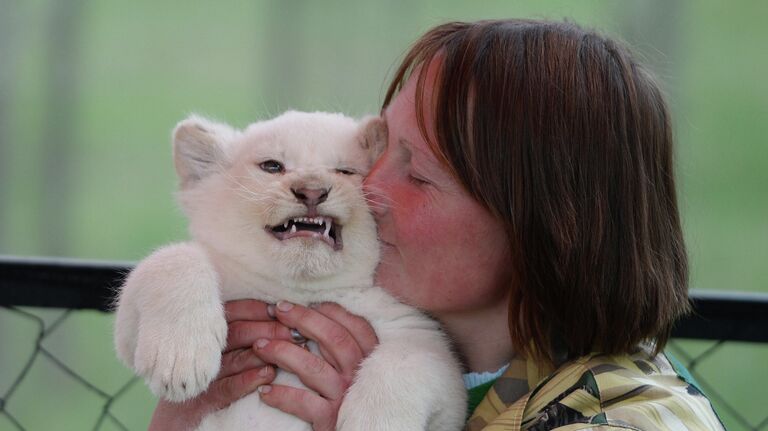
[363,66,513,316]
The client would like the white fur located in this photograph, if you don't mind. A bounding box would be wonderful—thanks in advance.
[114,111,466,430]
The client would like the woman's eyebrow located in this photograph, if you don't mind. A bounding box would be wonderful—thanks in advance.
[379,110,436,169]
[399,138,413,158]
[400,138,438,170]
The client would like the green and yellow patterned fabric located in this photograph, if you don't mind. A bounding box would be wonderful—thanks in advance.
[465,345,725,430]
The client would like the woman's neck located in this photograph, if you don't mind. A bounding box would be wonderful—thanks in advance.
[435,293,514,373]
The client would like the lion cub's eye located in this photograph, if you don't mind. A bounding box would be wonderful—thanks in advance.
[259,160,285,174]
[336,168,356,175]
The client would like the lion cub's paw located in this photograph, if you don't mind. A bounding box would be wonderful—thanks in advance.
[133,307,227,402]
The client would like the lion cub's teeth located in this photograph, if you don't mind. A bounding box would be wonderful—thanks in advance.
[324,222,331,237]
[283,221,289,229]
[290,224,297,233]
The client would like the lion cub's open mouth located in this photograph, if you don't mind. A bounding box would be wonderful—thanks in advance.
[267,216,343,250]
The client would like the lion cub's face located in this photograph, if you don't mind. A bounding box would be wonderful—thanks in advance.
[173,111,386,284]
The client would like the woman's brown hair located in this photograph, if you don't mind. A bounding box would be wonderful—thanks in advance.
[383,20,690,365]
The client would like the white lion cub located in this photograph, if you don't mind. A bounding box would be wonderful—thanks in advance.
[114,111,466,430]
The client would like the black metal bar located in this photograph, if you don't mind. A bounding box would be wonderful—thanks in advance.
[671,289,768,343]
[0,255,131,312]
[1,256,767,342]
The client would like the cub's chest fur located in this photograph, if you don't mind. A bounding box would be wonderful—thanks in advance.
[113,111,467,431]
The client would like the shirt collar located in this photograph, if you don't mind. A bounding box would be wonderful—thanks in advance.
[486,353,554,407]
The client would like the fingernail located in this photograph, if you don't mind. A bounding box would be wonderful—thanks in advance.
[259,366,271,376]
[276,300,294,312]
[255,338,269,349]
[258,385,272,394]
[266,304,276,319]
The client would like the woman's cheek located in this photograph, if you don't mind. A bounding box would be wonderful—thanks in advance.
[387,186,426,236]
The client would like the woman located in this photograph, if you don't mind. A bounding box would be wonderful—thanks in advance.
[150,20,724,430]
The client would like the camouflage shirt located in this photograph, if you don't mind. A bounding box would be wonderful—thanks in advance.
[465,345,725,430]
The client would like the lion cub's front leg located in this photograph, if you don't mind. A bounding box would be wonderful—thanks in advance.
[114,242,227,401]
[337,329,467,431]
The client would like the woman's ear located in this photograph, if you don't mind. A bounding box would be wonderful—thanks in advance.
[358,115,388,166]
[172,115,237,189]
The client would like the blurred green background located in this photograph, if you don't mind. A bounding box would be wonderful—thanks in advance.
[0,1,766,430]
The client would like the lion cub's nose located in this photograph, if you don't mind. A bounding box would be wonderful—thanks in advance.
[291,187,329,208]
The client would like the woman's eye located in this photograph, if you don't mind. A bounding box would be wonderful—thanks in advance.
[336,168,356,175]
[259,160,285,174]
[408,174,429,185]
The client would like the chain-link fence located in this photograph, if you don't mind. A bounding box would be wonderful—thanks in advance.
[2,256,767,430]
[0,306,139,430]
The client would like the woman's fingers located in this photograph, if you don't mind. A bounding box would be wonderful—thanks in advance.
[216,300,377,431]
[218,348,266,379]
[224,299,272,322]
[225,320,295,352]
[203,366,275,411]
[148,365,274,431]
[254,339,346,400]
[271,301,373,374]
[311,302,379,355]
[258,384,338,431]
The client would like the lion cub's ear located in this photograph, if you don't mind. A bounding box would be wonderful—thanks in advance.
[358,116,387,166]
[173,115,237,189]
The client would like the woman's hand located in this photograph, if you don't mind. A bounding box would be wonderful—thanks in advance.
[147,299,378,431]
[253,301,379,431]
[148,300,295,431]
